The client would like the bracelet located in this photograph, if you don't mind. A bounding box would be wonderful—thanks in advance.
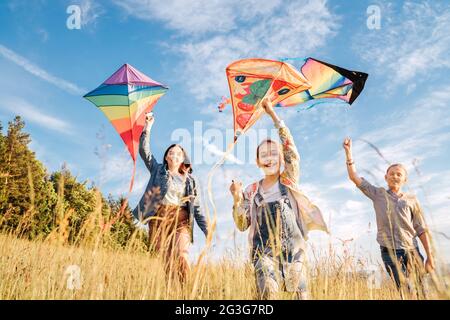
[346,160,355,166]
[275,119,286,129]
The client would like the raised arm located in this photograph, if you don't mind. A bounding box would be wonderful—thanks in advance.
[139,113,159,172]
[343,137,363,187]
[230,180,251,231]
[261,98,300,184]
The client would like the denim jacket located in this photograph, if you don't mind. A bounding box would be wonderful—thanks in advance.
[132,128,209,243]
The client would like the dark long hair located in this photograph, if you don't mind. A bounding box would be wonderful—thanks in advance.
[163,144,193,174]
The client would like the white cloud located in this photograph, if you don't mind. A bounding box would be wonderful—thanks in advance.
[80,0,105,28]
[114,0,234,35]
[113,0,281,35]
[97,151,132,184]
[323,85,450,179]
[354,1,450,89]
[330,179,358,191]
[177,0,339,100]
[203,140,243,165]
[0,44,85,95]
[114,0,340,100]
[97,148,152,199]
[2,97,72,134]
[343,199,367,212]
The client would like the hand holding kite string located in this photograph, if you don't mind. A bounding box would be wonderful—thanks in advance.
[144,112,155,129]
[229,179,243,203]
[261,97,275,116]
[261,97,283,126]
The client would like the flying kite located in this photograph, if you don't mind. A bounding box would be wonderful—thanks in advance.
[218,58,368,139]
[218,58,311,141]
[84,63,168,191]
[277,57,368,108]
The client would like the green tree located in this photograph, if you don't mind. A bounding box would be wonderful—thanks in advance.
[0,116,147,248]
[49,165,96,243]
[0,120,6,207]
[105,194,137,248]
[0,117,57,237]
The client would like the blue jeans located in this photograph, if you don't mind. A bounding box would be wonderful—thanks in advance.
[380,246,424,289]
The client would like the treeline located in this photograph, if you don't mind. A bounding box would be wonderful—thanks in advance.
[0,116,147,249]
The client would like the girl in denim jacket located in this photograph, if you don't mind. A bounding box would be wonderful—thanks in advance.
[133,113,209,282]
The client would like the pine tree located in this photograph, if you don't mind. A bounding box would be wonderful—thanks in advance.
[0,116,34,229]
[0,116,57,238]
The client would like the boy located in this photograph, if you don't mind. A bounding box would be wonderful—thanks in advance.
[343,137,434,292]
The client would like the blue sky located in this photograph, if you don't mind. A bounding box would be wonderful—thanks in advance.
[1,0,450,268]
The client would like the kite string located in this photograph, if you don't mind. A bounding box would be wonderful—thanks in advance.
[206,140,238,224]
[129,160,136,193]
[101,160,136,232]
[279,56,308,64]
[187,140,238,298]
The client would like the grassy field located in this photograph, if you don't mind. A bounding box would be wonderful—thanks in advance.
[1,231,448,300]
[1,186,448,300]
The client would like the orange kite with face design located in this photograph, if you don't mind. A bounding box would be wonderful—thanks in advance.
[218,58,311,141]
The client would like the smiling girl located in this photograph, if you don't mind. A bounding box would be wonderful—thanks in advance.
[229,98,328,299]
[132,113,209,283]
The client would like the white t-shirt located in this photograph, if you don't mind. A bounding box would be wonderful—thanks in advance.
[259,181,299,221]
[162,174,186,206]
[260,181,282,202]
[257,181,306,250]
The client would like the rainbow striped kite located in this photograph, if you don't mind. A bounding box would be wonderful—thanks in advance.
[84,63,168,191]
[277,57,368,107]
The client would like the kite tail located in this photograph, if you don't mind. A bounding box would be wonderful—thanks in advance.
[189,140,237,298]
[99,163,135,233]
[129,160,136,193]
[206,141,237,221]
[279,56,308,65]
[305,99,347,110]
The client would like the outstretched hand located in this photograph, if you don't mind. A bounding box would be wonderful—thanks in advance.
[343,137,352,154]
[261,97,275,116]
[229,180,243,202]
[425,257,435,273]
[145,112,155,126]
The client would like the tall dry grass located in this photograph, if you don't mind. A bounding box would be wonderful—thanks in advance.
[1,233,449,299]
[0,232,253,300]
[0,177,449,300]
